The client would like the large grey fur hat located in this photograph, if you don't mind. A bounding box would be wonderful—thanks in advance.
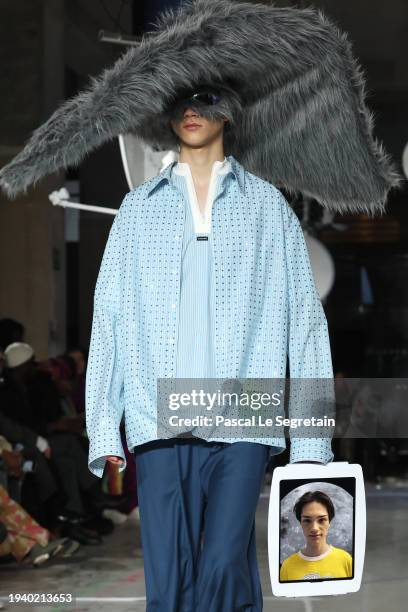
[0,0,402,212]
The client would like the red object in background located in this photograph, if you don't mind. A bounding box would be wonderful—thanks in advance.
[106,460,122,496]
[105,426,138,514]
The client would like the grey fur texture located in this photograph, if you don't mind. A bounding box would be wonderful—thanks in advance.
[0,0,402,212]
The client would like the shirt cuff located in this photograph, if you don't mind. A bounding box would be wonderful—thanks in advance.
[289,438,333,465]
[292,460,324,464]
[88,438,126,479]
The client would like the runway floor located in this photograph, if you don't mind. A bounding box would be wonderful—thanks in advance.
[1,482,408,612]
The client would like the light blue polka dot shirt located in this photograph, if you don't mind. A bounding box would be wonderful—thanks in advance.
[85,155,334,477]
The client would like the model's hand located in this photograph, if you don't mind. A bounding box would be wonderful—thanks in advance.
[106,455,124,465]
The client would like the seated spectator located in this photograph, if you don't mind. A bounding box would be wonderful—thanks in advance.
[0,484,79,566]
[3,342,84,437]
[39,351,87,418]
[67,348,87,414]
[0,409,67,528]
[0,434,23,501]
[38,355,77,417]
[1,343,126,542]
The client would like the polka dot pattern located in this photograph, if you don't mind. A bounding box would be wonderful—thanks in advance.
[85,155,334,477]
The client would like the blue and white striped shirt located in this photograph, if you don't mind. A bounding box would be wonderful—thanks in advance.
[173,158,228,438]
[174,157,230,381]
[85,155,334,477]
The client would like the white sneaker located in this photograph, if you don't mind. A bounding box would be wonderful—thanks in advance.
[102,508,128,525]
[127,507,140,522]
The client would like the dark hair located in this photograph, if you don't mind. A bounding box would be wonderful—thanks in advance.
[293,490,335,522]
[0,318,25,351]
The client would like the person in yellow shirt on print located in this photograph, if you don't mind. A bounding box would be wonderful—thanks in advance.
[280,490,353,581]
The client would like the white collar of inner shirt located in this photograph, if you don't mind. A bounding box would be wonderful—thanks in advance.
[173,157,231,176]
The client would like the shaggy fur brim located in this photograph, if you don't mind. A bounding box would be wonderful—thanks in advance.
[0,0,402,213]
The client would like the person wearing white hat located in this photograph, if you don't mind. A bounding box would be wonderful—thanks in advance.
[3,342,34,369]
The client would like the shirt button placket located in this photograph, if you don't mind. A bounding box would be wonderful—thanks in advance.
[171,201,184,378]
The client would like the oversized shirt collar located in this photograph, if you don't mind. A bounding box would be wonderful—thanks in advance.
[147,154,246,198]
[173,156,231,177]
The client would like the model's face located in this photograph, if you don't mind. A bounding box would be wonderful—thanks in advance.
[170,107,227,149]
[300,502,330,544]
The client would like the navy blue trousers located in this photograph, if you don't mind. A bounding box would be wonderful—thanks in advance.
[134,438,270,612]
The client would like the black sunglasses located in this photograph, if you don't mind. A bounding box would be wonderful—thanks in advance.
[182,91,222,106]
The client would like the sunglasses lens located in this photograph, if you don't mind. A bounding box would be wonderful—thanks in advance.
[190,92,221,105]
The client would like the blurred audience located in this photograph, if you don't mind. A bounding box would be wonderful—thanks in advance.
[0,326,131,563]
[0,316,139,570]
